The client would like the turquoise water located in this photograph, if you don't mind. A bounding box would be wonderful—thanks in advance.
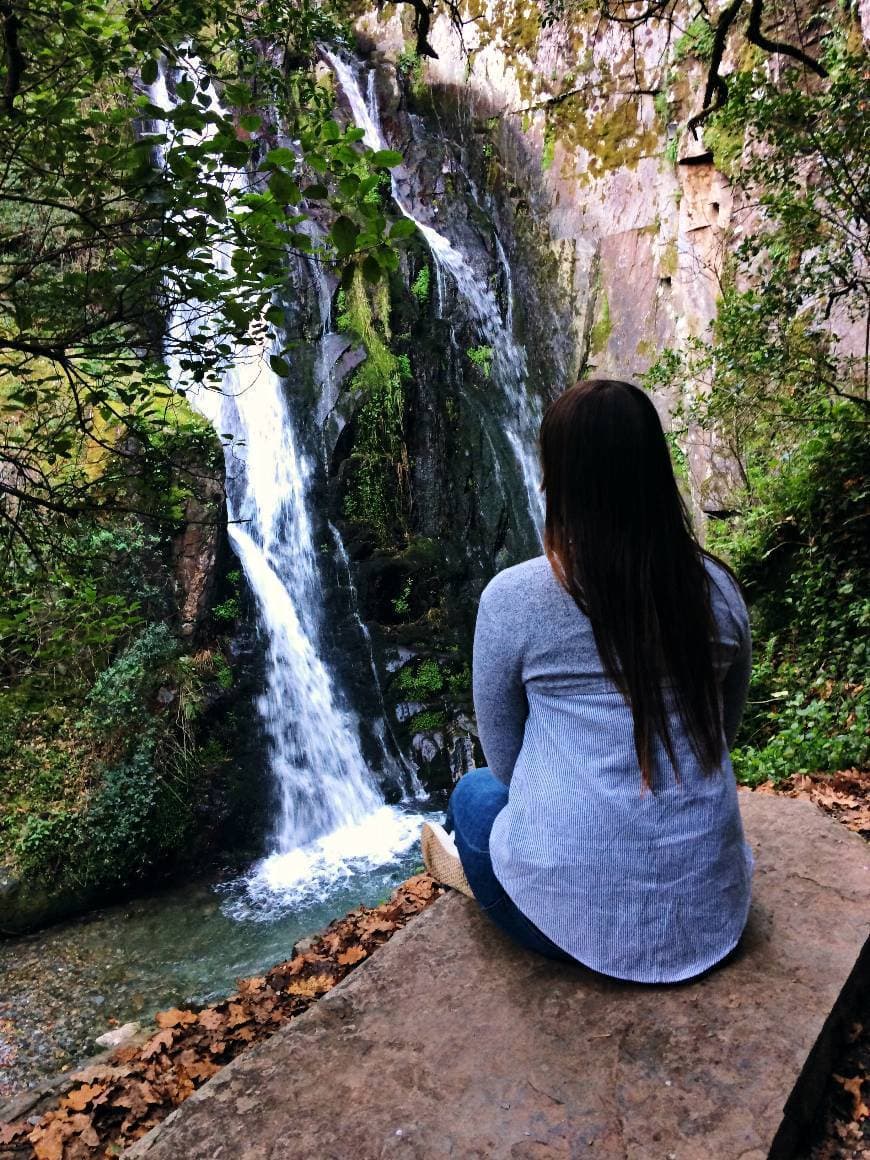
[0,832,431,1100]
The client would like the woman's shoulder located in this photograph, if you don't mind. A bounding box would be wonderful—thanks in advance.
[479,555,555,614]
[703,553,749,637]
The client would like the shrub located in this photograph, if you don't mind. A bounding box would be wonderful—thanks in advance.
[711,419,869,782]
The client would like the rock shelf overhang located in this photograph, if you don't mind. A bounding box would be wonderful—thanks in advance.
[126,794,869,1160]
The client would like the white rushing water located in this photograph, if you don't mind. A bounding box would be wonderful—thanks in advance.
[323,51,545,537]
[150,60,425,918]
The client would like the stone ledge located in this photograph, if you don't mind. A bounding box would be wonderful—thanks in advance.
[126,795,869,1160]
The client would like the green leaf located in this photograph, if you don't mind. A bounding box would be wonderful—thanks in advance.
[389,217,417,239]
[330,215,359,256]
[374,246,400,272]
[141,58,158,86]
[370,149,403,168]
[338,174,360,198]
[269,354,291,377]
[204,188,227,222]
[268,170,301,204]
[240,114,262,132]
[321,120,341,142]
[362,255,382,284]
[304,184,328,200]
[265,146,297,167]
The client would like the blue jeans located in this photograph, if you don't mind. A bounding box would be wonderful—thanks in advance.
[445,768,574,963]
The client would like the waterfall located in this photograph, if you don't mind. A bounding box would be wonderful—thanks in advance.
[150,60,423,918]
[323,51,545,538]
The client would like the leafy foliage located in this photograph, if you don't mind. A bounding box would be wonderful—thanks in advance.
[710,421,870,783]
[0,0,413,556]
[411,264,431,303]
[673,15,715,62]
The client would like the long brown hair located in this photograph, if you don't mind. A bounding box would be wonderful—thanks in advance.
[540,379,723,787]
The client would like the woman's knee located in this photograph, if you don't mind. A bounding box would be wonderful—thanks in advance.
[447,766,508,850]
[449,766,501,815]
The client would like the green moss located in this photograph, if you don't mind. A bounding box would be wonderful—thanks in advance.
[704,119,745,178]
[674,16,716,63]
[546,93,660,181]
[408,709,447,731]
[340,271,411,544]
[467,345,494,377]
[659,241,678,279]
[589,287,612,355]
[542,121,556,171]
[392,577,413,617]
[395,657,445,698]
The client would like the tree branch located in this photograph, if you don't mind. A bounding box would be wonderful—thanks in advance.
[746,0,827,79]
[0,0,25,116]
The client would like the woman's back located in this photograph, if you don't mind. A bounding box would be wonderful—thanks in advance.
[474,553,753,983]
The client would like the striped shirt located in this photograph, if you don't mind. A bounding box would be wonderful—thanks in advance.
[473,554,754,983]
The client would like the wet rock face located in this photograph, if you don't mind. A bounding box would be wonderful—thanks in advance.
[353,3,756,512]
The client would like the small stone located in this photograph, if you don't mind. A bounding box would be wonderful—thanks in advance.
[94,1021,141,1049]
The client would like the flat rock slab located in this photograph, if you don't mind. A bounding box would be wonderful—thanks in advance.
[127,795,869,1160]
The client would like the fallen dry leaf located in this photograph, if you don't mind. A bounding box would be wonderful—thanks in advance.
[834,1075,870,1123]
[337,946,368,966]
[155,1008,198,1030]
[3,874,444,1160]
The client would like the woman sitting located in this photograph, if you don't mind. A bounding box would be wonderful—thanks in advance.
[422,378,753,984]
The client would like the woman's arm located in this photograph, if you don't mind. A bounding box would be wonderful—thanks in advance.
[472,590,528,785]
[722,603,752,750]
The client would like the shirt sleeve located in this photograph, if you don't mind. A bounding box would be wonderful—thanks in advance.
[721,594,752,750]
[472,589,528,785]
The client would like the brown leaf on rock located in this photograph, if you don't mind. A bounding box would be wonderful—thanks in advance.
[285,974,335,1000]
[197,1006,226,1032]
[28,1120,67,1160]
[115,1079,161,1114]
[141,1028,174,1059]
[155,1008,198,1029]
[833,1074,870,1122]
[0,1121,32,1147]
[236,976,268,996]
[65,1114,100,1147]
[754,770,870,837]
[337,945,368,966]
[60,1082,106,1112]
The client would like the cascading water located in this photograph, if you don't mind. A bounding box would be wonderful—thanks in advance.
[323,51,545,538]
[150,61,425,918]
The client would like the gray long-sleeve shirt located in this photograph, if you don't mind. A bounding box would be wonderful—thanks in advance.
[472,554,753,983]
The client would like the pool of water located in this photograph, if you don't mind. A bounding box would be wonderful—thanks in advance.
[0,805,440,1100]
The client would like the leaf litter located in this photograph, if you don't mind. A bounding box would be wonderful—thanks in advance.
[0,874,443,1160]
